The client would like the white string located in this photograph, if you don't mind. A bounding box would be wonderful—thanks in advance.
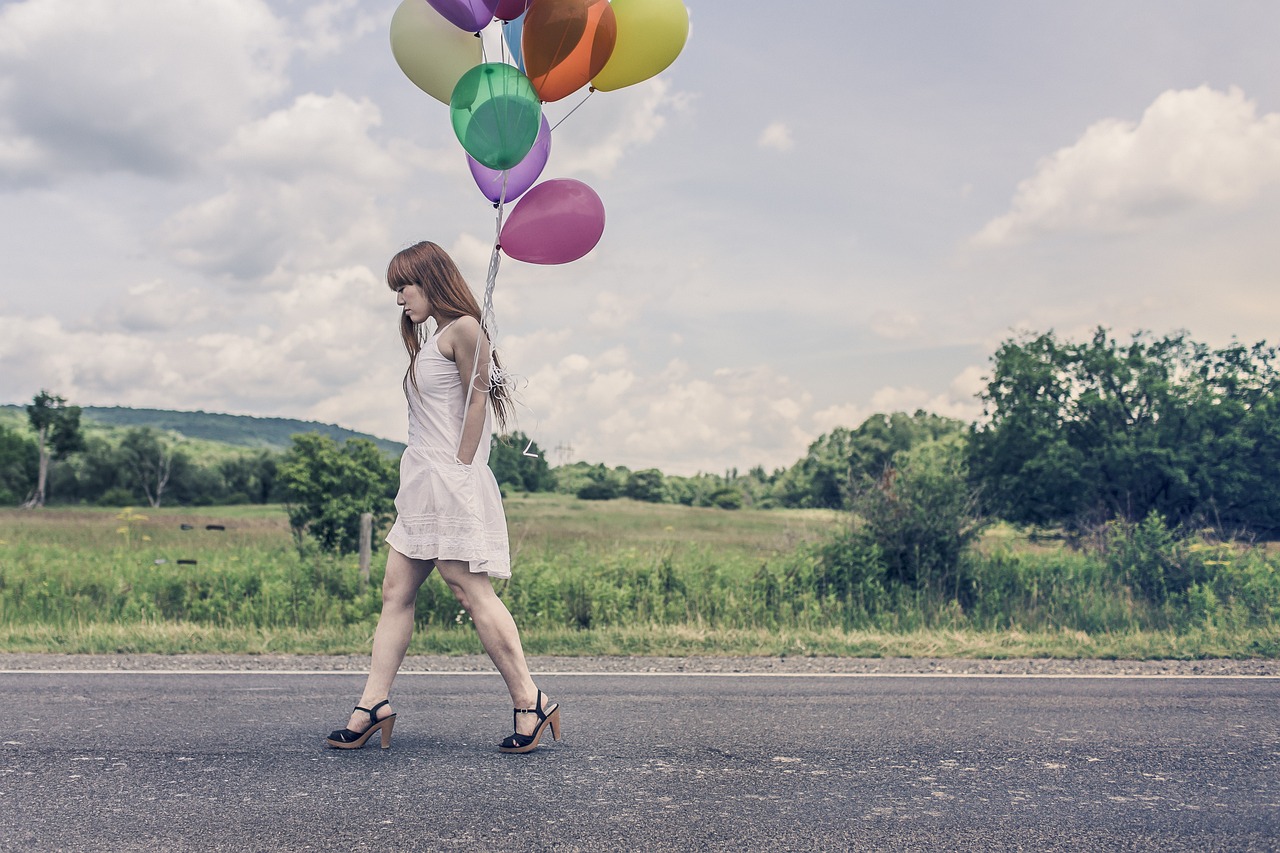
[456,172,509,462]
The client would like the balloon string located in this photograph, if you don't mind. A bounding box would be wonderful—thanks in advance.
[551,89,595,133]
[457,173,508,461]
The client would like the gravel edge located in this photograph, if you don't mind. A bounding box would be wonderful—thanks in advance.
[1,653,1277,676]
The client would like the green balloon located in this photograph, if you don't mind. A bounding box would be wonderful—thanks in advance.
[450,63,543,171]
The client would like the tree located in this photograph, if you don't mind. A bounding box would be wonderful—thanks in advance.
[23,390,84,508]
[771,412,967,509]
[278,434,398,553]
[969,328,1280,534]
[118,427,178,508]
[218,450,279,503]
[488,432,554,492]
[624,468,665,502]
[575,464,621,501]
[0,424,38,505]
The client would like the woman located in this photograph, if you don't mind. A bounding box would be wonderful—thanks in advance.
[326,241,559,754]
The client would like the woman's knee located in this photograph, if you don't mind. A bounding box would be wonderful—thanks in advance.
[381,551,430,608]
[438,561,493,613]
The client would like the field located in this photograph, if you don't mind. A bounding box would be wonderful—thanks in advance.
[0,495,1276,659]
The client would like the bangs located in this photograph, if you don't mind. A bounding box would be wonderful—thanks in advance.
[386,253,417,291]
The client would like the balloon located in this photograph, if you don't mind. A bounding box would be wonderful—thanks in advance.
[500,179,605,264]
[389,0,482,105]
[426,0,500,32]
[592,0,690,92]
[503,13,525,72]
[450,63,543,170]
[468,114,550,204]
[495,0,531,21]
[522,0,617,102]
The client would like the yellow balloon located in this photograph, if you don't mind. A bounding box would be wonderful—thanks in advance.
[590,0,689,92]
[389,0,482,105]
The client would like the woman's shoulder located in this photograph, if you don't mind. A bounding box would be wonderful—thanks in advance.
[436,314,482,357]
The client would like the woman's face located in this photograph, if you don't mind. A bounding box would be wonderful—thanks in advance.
[396,283,431,325]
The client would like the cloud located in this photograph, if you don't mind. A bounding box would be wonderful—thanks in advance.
[0,0,289,185]
[292,0,381,59]
[758,121,794,152]
[973,86,1280,246]
[0,266,406,432]
[811,366,986,437]
[162,93,430,281]
[552,78,693,177]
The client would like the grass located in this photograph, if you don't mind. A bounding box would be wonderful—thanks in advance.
[0,497,1276,659]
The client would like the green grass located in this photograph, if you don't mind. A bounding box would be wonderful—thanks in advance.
[0,497,1276,659]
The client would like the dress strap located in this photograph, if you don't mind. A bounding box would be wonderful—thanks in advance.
[434,318,459,338]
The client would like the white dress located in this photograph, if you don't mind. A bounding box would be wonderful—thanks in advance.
[384,323,511,578]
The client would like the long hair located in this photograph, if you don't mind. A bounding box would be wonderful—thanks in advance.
[386,241,511,429]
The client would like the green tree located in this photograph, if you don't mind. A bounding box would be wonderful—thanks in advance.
[772,412,966,509]
[575,464,621,501]
[278,433,398,553]
[118,427,179,508]
[23,390,84,508]
[218,451,279,503]
[488,432,554,492]
[0,423,38,505]
[624,468,665,502]
[970,329,1280,534]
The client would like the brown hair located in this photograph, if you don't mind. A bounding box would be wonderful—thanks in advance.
[386,241,511,429]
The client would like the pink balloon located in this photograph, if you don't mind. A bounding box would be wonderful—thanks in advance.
[468,115,551,204]
[494,0,531,21]
[426,0,499,32]
[500,179,605,264]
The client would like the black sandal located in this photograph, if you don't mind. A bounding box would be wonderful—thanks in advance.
[326,699,396,750]
[499,689,561,754]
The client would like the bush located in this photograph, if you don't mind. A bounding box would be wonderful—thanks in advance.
[850,438,986,603]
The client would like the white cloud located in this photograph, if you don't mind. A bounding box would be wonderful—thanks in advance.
[162,93,428,280]
[758,121,794,152]
[0,266,405,431]
[973,86,1280,246]
[869,310,921,340]
[812,366,986,438]
[292,0,381,59]
[0,0,289,183]
[552,78,692,177]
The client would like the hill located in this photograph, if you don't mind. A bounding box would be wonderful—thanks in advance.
[0,404,405,456]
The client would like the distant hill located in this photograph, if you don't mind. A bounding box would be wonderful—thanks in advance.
[0,404,405,456]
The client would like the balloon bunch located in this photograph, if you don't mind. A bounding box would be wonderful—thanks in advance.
[389,0,690,274]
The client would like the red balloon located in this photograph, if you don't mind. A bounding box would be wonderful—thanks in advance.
[522,0,616,102]
[500,179,605,264]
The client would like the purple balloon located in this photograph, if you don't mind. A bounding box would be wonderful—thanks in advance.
[426,0,500,32]
[468,115,551,203]
[500,179,605,264]
[494,0,531,21]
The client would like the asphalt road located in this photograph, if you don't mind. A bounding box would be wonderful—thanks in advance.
[2,670,1277,852]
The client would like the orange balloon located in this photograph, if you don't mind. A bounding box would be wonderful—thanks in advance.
[522,0,617,102]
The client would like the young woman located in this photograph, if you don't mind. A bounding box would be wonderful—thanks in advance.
[326,241,559,754]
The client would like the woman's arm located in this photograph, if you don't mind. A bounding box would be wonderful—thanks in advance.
[443,315,491,465]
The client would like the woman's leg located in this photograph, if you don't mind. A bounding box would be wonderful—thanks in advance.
[434,559,544,734]
[346,547,433,730]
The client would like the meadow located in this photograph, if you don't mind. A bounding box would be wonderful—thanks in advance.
[0,495,1276,659]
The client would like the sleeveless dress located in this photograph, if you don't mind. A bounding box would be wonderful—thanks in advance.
[384,322,511,578]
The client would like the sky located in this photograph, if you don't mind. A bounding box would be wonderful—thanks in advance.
[2,1,1279,475]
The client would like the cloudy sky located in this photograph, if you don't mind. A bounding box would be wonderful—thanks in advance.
[2,1,1279,475]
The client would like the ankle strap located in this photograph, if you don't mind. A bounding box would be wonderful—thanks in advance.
[513,689,545,715]
[355,699,391,722]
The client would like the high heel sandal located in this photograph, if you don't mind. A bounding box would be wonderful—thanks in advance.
[326,699,396,750]
[499,689,561,754]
